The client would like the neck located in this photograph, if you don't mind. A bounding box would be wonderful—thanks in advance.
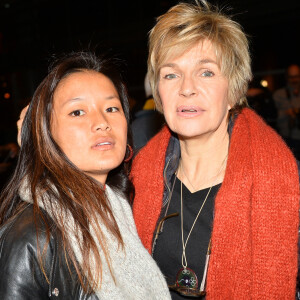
[178,126,229,191]
[85,172,107,187]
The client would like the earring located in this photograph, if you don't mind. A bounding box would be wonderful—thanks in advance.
[124,144,133,162]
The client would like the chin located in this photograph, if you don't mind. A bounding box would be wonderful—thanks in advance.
[178,132,204,140]
[172,125,205,138]
[102,159,124,170]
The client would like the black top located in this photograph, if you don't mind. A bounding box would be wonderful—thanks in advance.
[153,175,221,299]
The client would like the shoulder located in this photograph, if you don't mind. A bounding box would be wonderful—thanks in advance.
[132,126,171,169]
[0,204,54,298]
[0,204,54,254]
[0,204,93,299]
[297,160,300,183]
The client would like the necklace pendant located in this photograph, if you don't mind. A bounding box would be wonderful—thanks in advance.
[176,267,198,289]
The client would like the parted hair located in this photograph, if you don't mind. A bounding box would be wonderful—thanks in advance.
[0,51,133,292]
[148,0,252,112]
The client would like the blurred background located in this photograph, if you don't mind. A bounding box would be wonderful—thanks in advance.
[0,0,300,144]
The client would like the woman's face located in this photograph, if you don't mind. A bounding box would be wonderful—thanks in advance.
[158,40,230,140]
[51,70,127,185]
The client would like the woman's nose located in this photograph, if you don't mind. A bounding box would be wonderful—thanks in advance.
[91,113,111,132]
[179,76,197,97]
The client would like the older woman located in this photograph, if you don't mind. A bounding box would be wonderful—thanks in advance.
[0,52,171,300]
[131,2,299,299]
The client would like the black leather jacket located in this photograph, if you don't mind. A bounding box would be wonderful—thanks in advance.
[0,204,99,300]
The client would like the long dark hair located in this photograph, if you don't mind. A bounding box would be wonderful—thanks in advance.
[0,51,133,292]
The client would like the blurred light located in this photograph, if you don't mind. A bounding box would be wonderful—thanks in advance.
[4,3,10,8]
[2,82,7,88]
[260,80,268,87]
[4,92,10,99]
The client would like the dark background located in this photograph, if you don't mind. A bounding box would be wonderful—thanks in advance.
[0,0,300,143]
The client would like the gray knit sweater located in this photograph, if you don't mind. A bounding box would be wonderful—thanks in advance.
[19,184,171,300]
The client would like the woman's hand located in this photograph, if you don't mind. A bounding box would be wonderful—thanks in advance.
[17,105,29,147]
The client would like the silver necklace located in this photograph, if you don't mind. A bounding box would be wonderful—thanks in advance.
[173,156,228,296]
[180,179,212,269]
[174,169,213,296]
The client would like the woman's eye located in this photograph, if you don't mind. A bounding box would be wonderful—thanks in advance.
[70,110,85,117]
[164,73,177,79]
[202,70,214,77]
[106,107,119,113]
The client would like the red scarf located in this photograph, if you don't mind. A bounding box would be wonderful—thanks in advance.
[131,108,299,299]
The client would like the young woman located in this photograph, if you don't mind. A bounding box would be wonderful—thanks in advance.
[0,52,171,300]
[131,2,300,299]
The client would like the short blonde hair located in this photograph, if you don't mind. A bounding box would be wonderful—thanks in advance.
[148,1,252,112]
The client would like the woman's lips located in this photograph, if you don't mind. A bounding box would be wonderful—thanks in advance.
[92,137,115,151]
[176,106,205,118]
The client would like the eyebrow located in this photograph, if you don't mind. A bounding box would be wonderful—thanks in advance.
[160,58,218,69]
[60,95,120,107]
[198,58,218,65]
[105,95,120,100]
